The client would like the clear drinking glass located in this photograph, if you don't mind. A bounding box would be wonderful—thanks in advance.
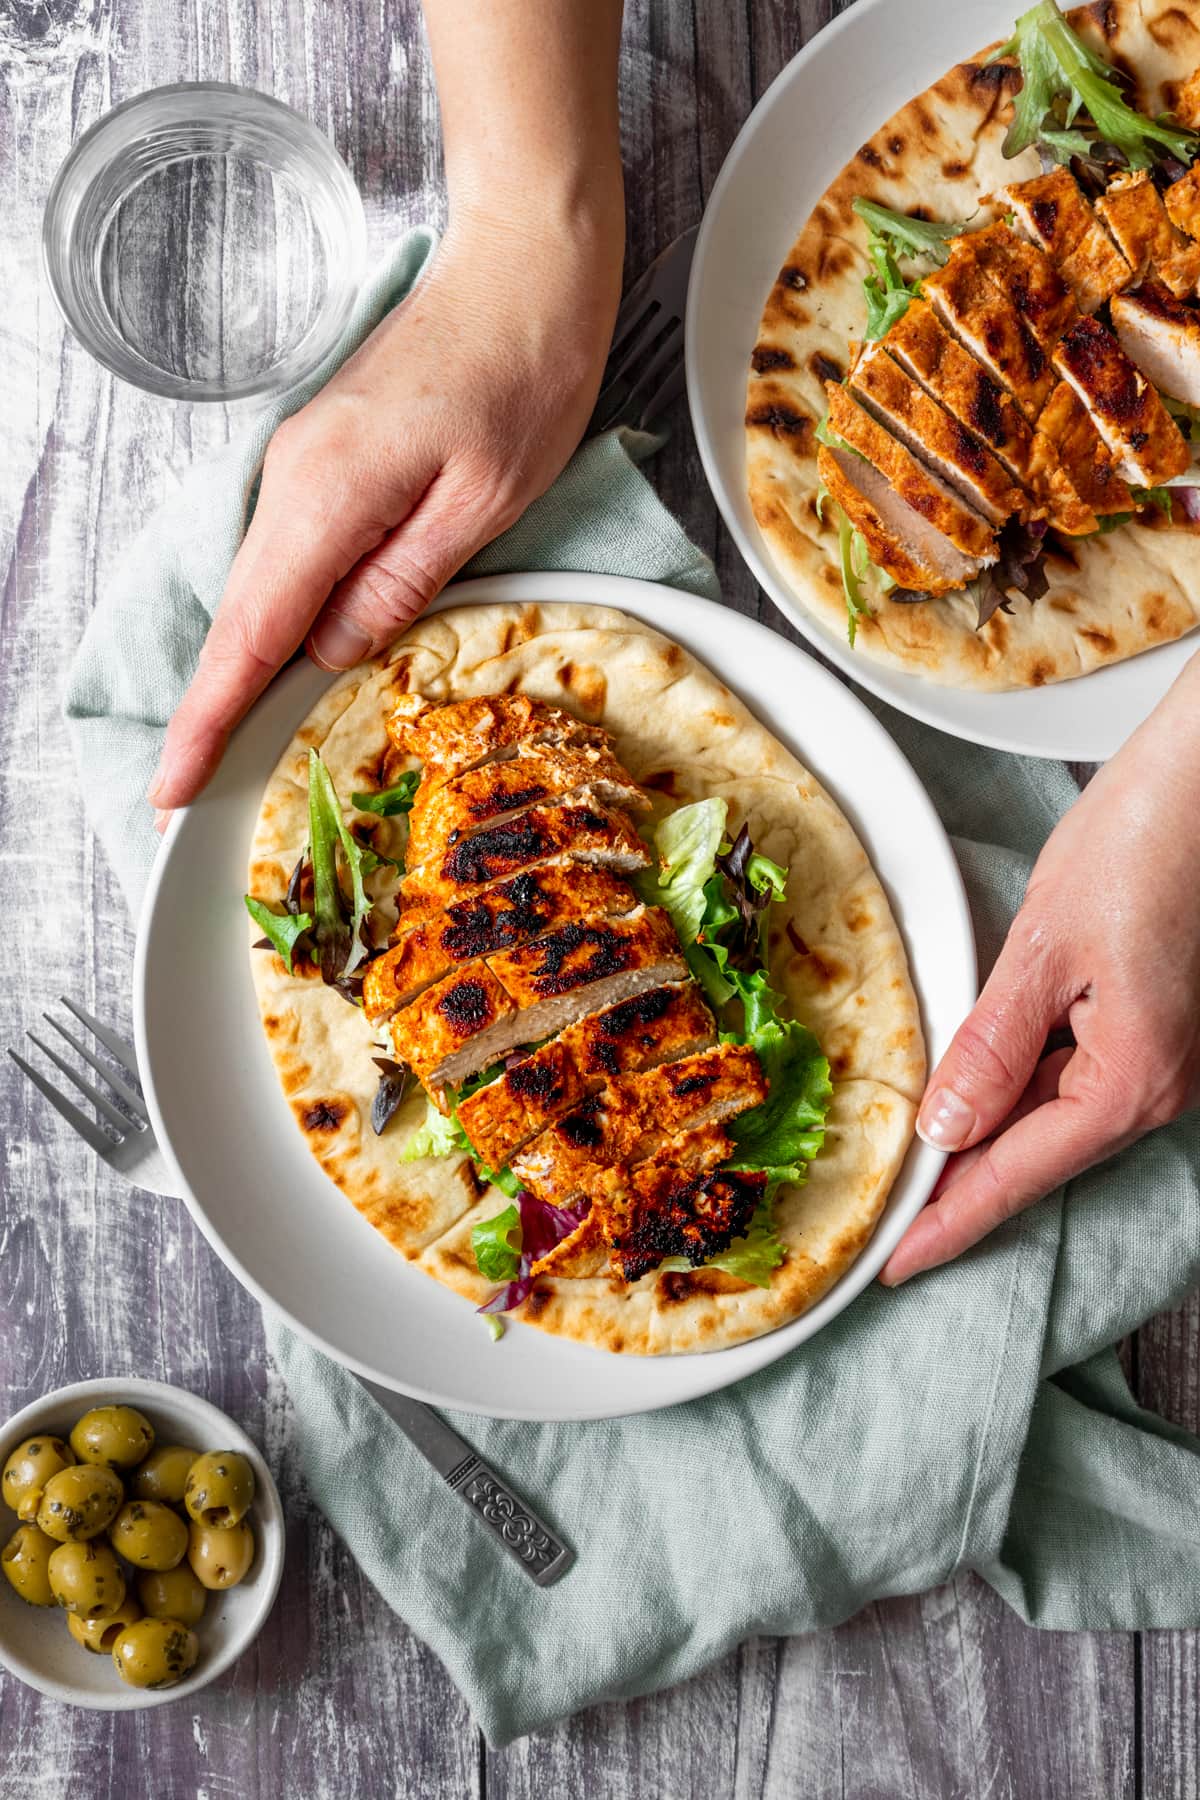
[42,84,367,403]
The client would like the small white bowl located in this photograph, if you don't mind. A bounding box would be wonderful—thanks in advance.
[0,1378,284,1710]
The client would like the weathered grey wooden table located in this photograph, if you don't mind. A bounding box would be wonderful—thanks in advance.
[2,0,1197,1793]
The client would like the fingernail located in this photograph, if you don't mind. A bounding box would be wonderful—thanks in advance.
[147,770,166,806]
[309,613,372,672]
[153,809,172,836]
[917,1087,975,1150]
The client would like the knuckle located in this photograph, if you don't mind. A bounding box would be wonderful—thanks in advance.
[351,551,442,628]
[947,1015,1026,1100]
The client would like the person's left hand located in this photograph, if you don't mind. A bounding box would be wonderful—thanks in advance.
[879,661,1200,1287]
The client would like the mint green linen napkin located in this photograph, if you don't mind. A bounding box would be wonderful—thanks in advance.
[65,232,1200,1745]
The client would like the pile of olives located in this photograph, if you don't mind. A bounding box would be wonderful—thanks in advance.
[0,1404,258,1691]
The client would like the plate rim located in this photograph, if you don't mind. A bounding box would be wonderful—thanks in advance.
[134,571,976,1420]
[683,0,1195,762]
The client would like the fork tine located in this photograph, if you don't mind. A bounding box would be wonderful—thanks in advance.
[8,1051,115,1156]
[26,1035,136,1135]
[593,319,684,434]
[598,303,670,397]
[637,357,687,433]
[59,998,139,1079]
[609,254,669,344]
[41,1014,147,1120]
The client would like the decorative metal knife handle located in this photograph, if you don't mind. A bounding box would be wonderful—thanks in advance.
[443,1452,573,1586]
[357,1377,574,1587]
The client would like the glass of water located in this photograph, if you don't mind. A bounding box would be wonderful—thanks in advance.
[43,83,367,403]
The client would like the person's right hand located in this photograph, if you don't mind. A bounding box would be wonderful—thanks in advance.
[148,201,622,814]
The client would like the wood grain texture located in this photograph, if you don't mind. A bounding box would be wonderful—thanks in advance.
[0,0,1194,1794]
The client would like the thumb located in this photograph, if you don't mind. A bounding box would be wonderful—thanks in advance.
[307,468,510,671]
[918,913,1072,1153]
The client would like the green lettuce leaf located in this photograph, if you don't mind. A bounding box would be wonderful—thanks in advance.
[1132,485,1174,521]
[351,771,420,816]
[636,798,728,947]
[243,896,313,974]
[851,197,969,266]
[307,748,376,979]
[399,1097,465,1162]
[471,1203,522,1283]
[729,1006,834,1190]
[993,0,1198,168]
[837,508,874,647]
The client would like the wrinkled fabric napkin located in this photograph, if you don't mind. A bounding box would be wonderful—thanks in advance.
[66,232,1200,1746]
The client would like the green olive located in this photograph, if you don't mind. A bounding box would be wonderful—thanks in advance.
[187,1516,255,1589]
[109,1500,188,1572]
[184,1450,256,1529]
[48,1538,126,1618]
[137,1564,207,1628]
[2,1436,76,1522]
[67,1592,142,1653]
[36,1464,124,1542]
[69,1406,155,1471]
[112,1617,199,1690]
[131,1444,199,1506]
[1,1524,57,1606]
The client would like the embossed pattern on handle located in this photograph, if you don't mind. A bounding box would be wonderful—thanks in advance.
[444,1453,574,1586]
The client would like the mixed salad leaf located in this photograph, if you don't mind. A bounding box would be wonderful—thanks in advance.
[351,771,420,817]
[993,1,1198,171]
[814,434,887,643]
[244,896,313,975]
[851,199,973,342]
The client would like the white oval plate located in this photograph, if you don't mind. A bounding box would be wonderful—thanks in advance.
[135,573,974,1421]
[685,0,1196,761]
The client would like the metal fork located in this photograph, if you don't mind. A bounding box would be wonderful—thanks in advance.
[587,224,698,436]
[9,1002,573,1587]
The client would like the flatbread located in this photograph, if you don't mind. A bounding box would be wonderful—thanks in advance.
[746,0,1200,691]
[247,602,924,1354]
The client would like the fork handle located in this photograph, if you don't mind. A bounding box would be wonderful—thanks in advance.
[357,1377,574,1586]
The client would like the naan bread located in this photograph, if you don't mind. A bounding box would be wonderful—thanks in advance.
[247,602,924,1354]
[746,0,1200,691]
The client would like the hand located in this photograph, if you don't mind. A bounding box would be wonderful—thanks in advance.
[147,203,622,811]
[880,657,1200,1286]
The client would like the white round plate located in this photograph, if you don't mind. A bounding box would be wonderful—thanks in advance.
[686,0,1196,762]
[0,1378,283,1710]
[135,573,974,1421]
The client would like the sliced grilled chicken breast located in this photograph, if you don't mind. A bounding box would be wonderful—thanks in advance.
[399,800,650,910]
[457,982,715,1168]
[529,1208,609,1279]
[816,444,986,594]
[824,384,996,560]
[850,342,1024,524]
[1036,382,1134,518]
[1052,315,1190,485]
[1165,164,1200,243]
[920,254,1055,418]
[510,1044,766,1206]
[999,170,1131,313]
[952,221,1077,349]
[883,300,1095,533]
[601,1157,768,1283]
[386,692,606,784]
[1095,171,1200,299]
[395,907,687,1089]
[1111,282,1200,408]
[405,741,647,872]
[362,865,640,1022]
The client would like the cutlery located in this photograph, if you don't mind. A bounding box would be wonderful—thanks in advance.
[9,999,573,1587]
[588,224,697,436]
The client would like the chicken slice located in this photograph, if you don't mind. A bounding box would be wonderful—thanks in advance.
[1035,382,1134,517]
[920,254,1056,418]
[394,907,687,1089]
[849,341,1024,524]
[1165,165,1200,243]
[1095,171,1200,300]
[399,800,650,910]
[824,384,995,561]
[1052,315,1190,485]
[511,1043,765,1205]
[386,692,607,785]
[600,1158,769,1284]
[529,1208,609,1279]
[362,864,640,1022]
[952,221,1077,349]
[883,299,1094,533]
[816,444,986,595]
[998,169,1132,314]
[405,741,647,872]
[457,982,715,1168]
[1111,281,1200,409]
